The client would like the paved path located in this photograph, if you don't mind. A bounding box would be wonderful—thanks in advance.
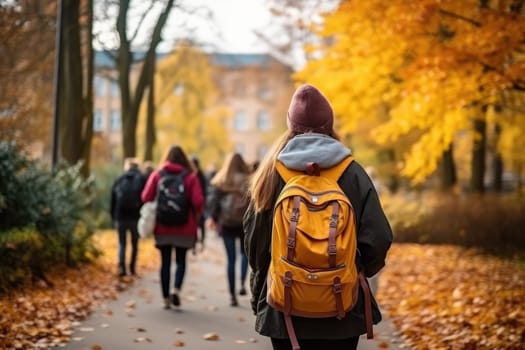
[63,234,405,350]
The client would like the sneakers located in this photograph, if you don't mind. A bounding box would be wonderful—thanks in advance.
[118,266,126,277]
[230,296,239,307]
[239,287,247,296]
[163,298,170,309]
[171,293,181,307]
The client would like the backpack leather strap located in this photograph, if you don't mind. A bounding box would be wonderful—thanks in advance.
[333,276,345,320]
[359,272,374,339]
[283,271,300,350]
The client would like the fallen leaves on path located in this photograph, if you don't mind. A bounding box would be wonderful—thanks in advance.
[0,230,158,349]
[377,244,525,350]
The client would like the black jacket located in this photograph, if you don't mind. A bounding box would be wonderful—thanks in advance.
[243,160,393,339]
[110,169,146,222]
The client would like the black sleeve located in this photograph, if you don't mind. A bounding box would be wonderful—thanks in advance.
[339,161,393,277]
[110,177,120,221]
[243,202,274,314]
[207,185,223,222]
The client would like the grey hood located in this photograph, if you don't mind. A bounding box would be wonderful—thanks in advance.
[277,133,352,171]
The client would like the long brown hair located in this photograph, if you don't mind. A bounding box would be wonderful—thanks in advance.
[249,129,341,213]
[162,145,193,171]
[210,153,250,189]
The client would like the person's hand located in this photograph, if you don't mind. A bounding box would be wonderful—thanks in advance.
[205,217,216,231]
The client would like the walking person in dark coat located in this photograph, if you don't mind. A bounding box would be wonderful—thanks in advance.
[208,153,251,307]
[110,158,147,276]
[244,84,393,350]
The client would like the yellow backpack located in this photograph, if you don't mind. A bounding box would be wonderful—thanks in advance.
[268,156,373,350]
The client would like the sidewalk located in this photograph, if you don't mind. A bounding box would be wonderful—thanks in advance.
[63,234,405,350]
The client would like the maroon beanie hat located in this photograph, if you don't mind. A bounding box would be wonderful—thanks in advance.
[287,84,334,134]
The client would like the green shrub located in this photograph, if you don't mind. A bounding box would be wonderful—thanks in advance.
[0,141,99,272]
[0,227,47,293]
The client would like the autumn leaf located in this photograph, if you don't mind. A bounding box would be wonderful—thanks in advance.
[203,332,220,341]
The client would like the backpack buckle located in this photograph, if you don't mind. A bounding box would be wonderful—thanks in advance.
[329,214,338,228]
[328,243,337,255]
[290,207,299,222]
[287,237,296,249]
[333,282,343,294]
[284,272,293,287]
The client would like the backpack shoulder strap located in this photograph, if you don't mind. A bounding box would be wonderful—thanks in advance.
[275,156,354,183]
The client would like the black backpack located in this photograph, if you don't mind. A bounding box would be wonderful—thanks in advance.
[116,172,144,213]
[156,169,190,226]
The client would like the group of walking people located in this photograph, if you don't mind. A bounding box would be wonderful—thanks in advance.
[111,146,251,309]
[110,83,393,350]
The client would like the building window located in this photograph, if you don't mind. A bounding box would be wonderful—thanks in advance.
[257,144,268,161]
[94,76,106,97]
[256,110,271,130]
[110,80,119,97]
[233,110,249,131]
[93,110,103,131]
[257,85,271,100]
[110,110,121,131]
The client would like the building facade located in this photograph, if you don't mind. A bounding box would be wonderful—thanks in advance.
[93,51,294,165]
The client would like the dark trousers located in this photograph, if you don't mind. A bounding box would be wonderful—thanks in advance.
[222,232,248,296]
[116,220,139,274]
[271,336,359,350]
[158,245,188,298]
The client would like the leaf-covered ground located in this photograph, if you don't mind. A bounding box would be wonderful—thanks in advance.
[1,233,524,349]
[377,244,525,350]
[0,230,159,349]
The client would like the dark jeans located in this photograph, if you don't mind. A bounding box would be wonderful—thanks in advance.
[116,220,139,274]
[222,234,248,296]
[158,245,189,298]
[271,336,359,350]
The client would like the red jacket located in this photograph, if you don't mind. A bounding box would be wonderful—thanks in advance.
[141,161,204,238]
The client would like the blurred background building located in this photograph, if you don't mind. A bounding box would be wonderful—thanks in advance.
[92,51,294,165]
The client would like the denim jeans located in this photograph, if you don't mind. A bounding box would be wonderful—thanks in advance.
[158,245,189,298]
[116,220,139,274]
[222,234,248,296]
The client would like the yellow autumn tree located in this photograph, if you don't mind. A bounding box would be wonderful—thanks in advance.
[137,43,231,169]
[295,0,525,187]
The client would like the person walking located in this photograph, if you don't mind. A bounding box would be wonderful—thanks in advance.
[141,145,204,309]
[208,153,251,307]
[244,84,393,350]
[110,158,147,277]
[190,155,208,251]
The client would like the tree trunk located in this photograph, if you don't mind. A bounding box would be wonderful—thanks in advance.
[117,0,175,159]
[439,144,456,191]
[491,123,503,192]
[144,54,156,161]
[80,0,94,177]
[470,118,486,193]
[60,0,84,166]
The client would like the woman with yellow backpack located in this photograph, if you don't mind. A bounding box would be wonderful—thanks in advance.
[244,84,393,350]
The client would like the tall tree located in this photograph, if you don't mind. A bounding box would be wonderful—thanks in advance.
[114,0,175,159]
[295,0,525,190]
[59,0,94,176]
[142,43,231,166]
